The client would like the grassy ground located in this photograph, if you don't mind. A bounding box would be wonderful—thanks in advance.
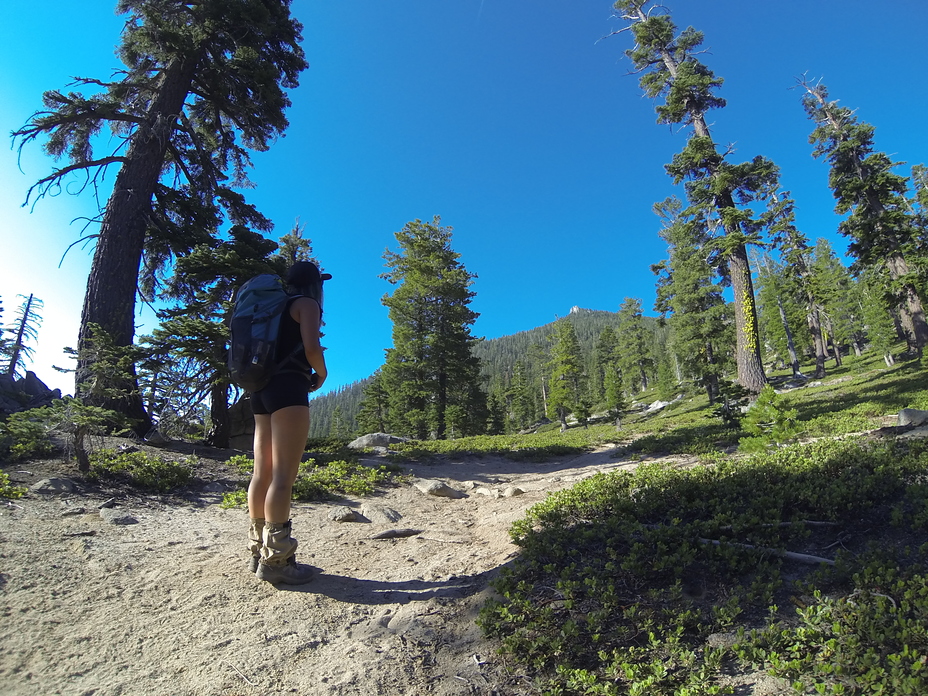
[408,348,928,695]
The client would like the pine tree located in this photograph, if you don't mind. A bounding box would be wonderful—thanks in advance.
[613,1,773,393]
[13,0,306,425]
[141,225,281,446]
[651,198,730,402]
[754,253,807,376]
[615,297,653,395]
[4,294,44,379]
[547,319,584,429]
[507,360,536,431]
[356,371,390,435]
[800,81,928,353]
[591,326,619,403]
[859,269,899,367]
[380,217,485,440]
[765,191,829,377]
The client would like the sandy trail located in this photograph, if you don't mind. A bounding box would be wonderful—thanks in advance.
[0,444,645,696]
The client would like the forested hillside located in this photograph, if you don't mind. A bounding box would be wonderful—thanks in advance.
[308,307,659,438]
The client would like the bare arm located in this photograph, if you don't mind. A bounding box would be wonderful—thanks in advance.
[290,297,327,391]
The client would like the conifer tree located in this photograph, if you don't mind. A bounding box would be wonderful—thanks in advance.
[651,198,729,402]
[356,372,390,435]
[615,297,653,395]
[801,81,928,353]
[4,294,44,379]
[810,239,863,367]
[859,269,899,367]
[765,191,829,377]
[13,0,307,424]
[754,253,807,377]
[142,225,281,446]
[547,319,584,430]
[380,217,485,440]
[613,1,774,392]
[507,360,536,431]
[591,326,619,403]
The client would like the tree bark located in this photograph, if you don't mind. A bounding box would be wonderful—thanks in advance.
[886,252,928,354]
[807,307,827,378]
[6,294,34,377]
[77,54,201,432]
[206,380,230,448]
[776,296,802,377]
[728,243,767,393]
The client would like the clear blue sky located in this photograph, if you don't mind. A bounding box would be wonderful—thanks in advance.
[1,1,927,397]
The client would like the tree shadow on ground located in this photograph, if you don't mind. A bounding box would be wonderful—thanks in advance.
[277,566,505,605]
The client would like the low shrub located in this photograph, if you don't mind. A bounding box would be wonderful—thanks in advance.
[89,448,194,493]
[0,470,27,499]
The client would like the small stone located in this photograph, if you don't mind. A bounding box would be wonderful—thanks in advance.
[899,408,928,427]
[99,507,138,525]
[413,479,466,499]
[201,482,228,493]
[360,504,402,523]
[328,506,363,523]
[30,478,77,495]
[502,486,525,498]
[474,487,498,498]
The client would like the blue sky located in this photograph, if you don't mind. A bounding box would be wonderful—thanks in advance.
[1,1,927,397]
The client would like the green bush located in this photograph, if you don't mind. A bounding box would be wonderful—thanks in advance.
[738,385,799,453]
[0,409,55,461]
[89,448,193,492]
[0,470,27,499]
[292,459,399,500]
[481,438,928,695]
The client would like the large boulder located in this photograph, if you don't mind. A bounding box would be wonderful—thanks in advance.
[898,409,928,427]
[347,433,409,450]
[228,396,255,450]
[0,371,61,417]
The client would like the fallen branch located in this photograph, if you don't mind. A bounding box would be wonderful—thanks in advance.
[221,659,255,686]
[698,538,835,565]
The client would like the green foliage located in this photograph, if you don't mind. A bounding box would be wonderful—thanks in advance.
[378,217,486,440]
[481,437,928,694]
[0,409,55,461]
[712,381,751,427]
[3,293,43,379]
[89,448,193,493]
[292,459,399,500]
[739,385,799,453]
[0,470,27,499]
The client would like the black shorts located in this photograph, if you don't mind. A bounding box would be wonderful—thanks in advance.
[251,372,312,415]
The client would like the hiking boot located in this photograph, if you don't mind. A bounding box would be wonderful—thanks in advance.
[256,519,313,584]
[256,555,314,584]
[248,517,265,574]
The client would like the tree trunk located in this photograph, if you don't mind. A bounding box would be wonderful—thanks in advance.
[807,306,827,378]
[885,252,928,354]
[777,295,802,377]
[6,293,33,377]
[206,379,231,448]
[77,53,201,432]
[728,243,767,393]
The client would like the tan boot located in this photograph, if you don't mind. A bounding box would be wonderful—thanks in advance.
[248,518,265,574]
[256,520,314,584]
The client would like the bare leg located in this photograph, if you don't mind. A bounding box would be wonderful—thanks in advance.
[248,414,274,520]
[264,405,310,523]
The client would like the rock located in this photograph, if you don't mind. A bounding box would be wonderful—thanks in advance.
[412,478,466,499]
[706,632,739,649]
[898,408,928,427]
[144,429,170,446]
[369,528,422,540]
[328,506,366,523]
[99,508,139,525]
[502,486,525,498]
[347,433,409,450]
[21,371,50,398]
[227,396,255,451]
[474,487,498,498]
[60,506,87,517]
[30,478,77,495]
[646,400,668,413]
[360,504,402,523]
[201,482,228,493]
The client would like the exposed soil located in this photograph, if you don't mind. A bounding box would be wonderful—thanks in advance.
[0,439,659,696]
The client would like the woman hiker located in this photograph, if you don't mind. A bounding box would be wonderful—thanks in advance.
[247,261,329,584]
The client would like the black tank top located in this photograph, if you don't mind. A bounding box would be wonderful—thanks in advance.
[275,297,319,371]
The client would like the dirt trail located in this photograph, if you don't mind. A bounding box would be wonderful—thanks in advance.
[0,444,650,696]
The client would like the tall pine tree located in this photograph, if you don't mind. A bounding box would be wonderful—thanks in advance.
[379,217,485,440]
[613,1,775,392]
[13,0,306,425]
[801,81,928,354]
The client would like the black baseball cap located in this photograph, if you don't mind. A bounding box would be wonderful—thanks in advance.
[286,261,332,285]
